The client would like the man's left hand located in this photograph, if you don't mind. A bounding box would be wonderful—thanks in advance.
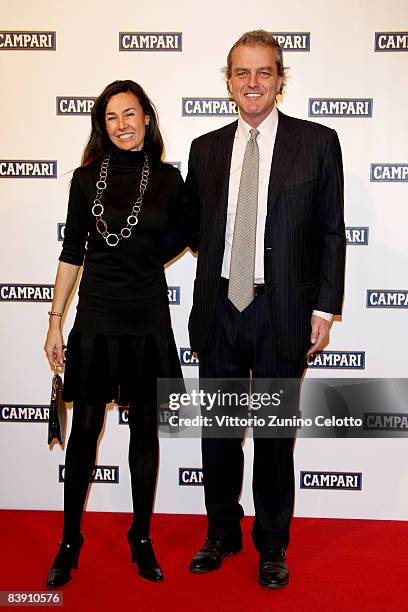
[306,315,331,356]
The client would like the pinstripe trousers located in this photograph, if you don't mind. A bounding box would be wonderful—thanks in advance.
[199,279,305,551]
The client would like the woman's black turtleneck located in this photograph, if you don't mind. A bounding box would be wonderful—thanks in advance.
[60,145,192,301]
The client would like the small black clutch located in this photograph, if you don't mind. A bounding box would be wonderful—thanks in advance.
[48,368,66,445]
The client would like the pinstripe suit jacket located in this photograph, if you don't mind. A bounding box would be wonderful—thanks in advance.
[187,110,346,359]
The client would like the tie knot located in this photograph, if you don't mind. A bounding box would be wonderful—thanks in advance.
[249,128,259,141]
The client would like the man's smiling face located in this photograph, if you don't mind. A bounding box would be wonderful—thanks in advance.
[228,44,283,128]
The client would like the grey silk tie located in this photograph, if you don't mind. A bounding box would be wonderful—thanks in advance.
[228,128,260,312]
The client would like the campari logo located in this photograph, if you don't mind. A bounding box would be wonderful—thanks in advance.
[59,465,119,483]
[370,164,408,182]
[363,413,408,431]
[0,161,57,178]
[56,97,96,115]
[182,98,237,116]
[309,98,373,117]
[0,31,56,49]
[57,223,65,241]
[366,290,408,308]
[119,32,182,51]
[168,162,181,170]
[271,32,310,51]
[346,227,369,245]
[300,471,362,490]
[375,32,408,51]
[118,406,128,425]
[0,284,54,302]
[179,348,199,366]
[307,351,365,369]
[118,405,172,426]
[168,286,181,305]
[0,405,49,422]
[179,468,203,485]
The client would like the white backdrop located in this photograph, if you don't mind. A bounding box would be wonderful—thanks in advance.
[1,0,407,519]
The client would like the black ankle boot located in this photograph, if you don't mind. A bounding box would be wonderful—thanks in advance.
[127,530,163,582]
[46,534,84,588]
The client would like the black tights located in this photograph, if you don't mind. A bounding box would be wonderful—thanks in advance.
[63,393,159,541]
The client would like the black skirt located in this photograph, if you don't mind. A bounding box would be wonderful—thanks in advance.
[63,291,183,404]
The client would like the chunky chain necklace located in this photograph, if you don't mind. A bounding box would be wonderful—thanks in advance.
[91,153,150,247]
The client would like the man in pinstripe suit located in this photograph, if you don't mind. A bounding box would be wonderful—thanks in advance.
[186,30,345,587]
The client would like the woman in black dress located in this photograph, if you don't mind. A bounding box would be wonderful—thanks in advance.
[44,80,197,587]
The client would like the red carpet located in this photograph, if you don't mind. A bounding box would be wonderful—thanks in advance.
[0,511,407,611]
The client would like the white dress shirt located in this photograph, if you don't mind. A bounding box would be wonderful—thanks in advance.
[221,106,332,322]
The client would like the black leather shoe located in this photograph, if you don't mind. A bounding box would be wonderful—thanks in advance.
[190,535,242,573]
[46,534,84,588]
[128,531,163,583]
[258,548,289,588]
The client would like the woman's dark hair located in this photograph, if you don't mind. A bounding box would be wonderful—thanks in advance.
[81,80,164,166]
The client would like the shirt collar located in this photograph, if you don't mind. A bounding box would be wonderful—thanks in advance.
[237,105,279,141]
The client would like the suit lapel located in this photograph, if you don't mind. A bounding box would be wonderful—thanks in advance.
[213,121,237,236]
[267,110,301,210]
